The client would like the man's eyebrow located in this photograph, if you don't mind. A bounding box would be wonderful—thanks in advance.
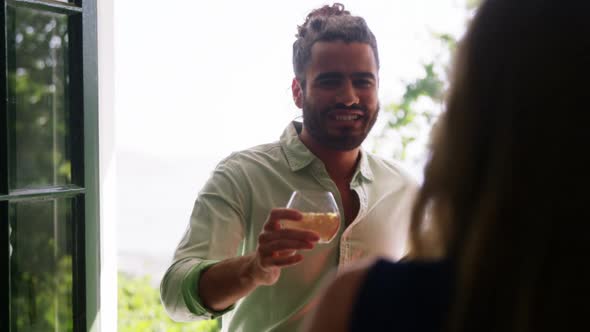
[314,72,344,81]
[313,72,377,80]
[351,72,377,80]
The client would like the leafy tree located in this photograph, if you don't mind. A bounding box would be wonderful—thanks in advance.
[8,6,71,189]
[7,6,77,331]
[10,199,74,331]
[373,0,481,172]
[372,40,450,164]
[118,273,220,332]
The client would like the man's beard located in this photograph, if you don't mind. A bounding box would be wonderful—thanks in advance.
[302,99,379,151]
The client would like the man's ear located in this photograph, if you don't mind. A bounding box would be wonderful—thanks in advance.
[292,78,303,109]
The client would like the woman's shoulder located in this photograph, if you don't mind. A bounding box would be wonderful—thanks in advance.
[304,258,452,332]
[356,257,453,303]
[368,257,452,278]
[303,258,377,332]
[317,257,452,306]
[350,258,453,332]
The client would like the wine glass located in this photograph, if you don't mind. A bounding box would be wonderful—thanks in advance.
[281,190,341,244]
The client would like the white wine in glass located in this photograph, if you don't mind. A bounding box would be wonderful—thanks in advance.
[281,190,341,244]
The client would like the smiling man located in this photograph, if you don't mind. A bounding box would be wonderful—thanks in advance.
[297,41,379,151]
[161,4,418,332]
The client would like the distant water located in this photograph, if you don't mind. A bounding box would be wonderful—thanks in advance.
[117,149,222,278]
[118,251,171,286]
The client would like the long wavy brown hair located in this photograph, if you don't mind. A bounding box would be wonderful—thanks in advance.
[409,0,589,331]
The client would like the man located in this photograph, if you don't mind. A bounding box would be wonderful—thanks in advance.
[161,4,417,331]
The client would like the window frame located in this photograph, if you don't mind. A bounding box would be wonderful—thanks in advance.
[0,0,99,330]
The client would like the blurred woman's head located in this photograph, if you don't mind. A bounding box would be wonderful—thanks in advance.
[410,0,589,330]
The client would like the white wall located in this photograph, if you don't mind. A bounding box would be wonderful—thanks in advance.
[98,0,117,330]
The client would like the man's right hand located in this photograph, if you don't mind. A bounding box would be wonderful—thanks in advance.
[198,208,320,311]
[247,208,320,286]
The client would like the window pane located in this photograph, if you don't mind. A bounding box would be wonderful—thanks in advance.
[9,198,74,331]
[7,7,72,190]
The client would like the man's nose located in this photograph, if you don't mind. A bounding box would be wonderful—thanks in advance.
[336,81,359,106]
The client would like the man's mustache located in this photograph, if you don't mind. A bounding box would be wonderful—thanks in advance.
[322,103,366,114]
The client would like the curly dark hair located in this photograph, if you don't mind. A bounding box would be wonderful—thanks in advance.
[292,3,379,83]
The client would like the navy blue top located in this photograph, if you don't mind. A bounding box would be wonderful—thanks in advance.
[350,258,453,332]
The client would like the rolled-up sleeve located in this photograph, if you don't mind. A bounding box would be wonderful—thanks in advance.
[160,258,235,321]
[160,156,249,321]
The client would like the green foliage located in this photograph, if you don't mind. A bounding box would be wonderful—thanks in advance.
[10,200,75,331]
[7,6,83,328]
[373,38,449,162]
[11,255,74,331]
[387,62,445,129]
[118,273,220,332]
[467,0,482,9]
[374,0,481,164]
[7,6,72,189]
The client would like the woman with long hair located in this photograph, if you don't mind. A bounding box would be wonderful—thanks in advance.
[305,0,589,331]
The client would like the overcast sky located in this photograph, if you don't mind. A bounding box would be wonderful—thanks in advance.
[115,0,467,158]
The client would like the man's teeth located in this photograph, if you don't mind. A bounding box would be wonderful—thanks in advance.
[334,115,360,121]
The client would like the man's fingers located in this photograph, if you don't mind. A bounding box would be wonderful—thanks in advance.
[256,208,313,272]
[263,208,302,231]
[272,250,296,258]
[259,240,314,256]
[259,228,319,243]
[260,253,304,268]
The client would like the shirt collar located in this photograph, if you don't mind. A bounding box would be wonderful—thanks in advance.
[357,148,374,182]
[280,121,374,182]
[280,121,316,172]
